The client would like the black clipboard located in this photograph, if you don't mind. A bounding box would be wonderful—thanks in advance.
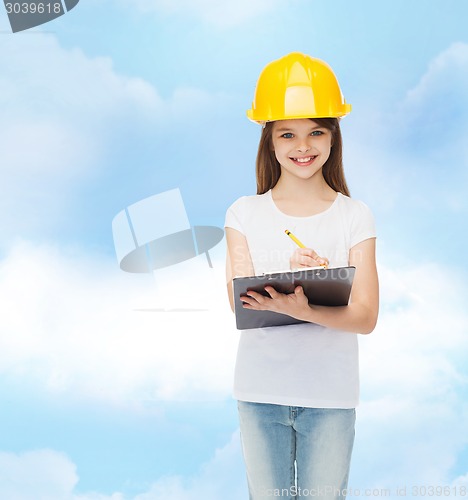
[233,266,355,330]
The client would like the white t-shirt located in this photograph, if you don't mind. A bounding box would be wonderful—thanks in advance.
[225,189,376,409]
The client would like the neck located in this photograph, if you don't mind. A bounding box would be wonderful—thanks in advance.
[272,172,335,201]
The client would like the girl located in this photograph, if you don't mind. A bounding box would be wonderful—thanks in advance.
[225,53,379,499]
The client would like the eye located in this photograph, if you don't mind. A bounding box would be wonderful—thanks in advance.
[280,133,294,139]
[311,130,324,136]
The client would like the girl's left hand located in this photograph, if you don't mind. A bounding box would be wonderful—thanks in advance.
[241,285,310,321]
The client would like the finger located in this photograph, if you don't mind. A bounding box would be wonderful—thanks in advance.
[241,295,262,309]
[301,252,328,267]
[242,301,256,309]
[240,295,254,305]
[264,286,280,299]
[300,255,321,267]
[245,290,270,305]
[299,248,320,260]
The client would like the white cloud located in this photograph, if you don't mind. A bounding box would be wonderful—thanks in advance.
[0,433,247,500]
[0,238,468,494]
[1,238,468,492]
[0,449,124,500]
[0,449,77,499]
[345,42,468,214]
[0,239,238,406]
[3,29,468,476]
[133,431,247,499]
[402,42,468,123]
[0,33,235,243]
[350,260,468,490]
[396,42,468,205]
[451,472,468,488]
[120,0,280,28]
[0,33,159,240]
[0,34,161,171]
[361,262,468,398]
[402,43,468,171]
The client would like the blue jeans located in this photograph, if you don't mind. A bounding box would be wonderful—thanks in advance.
[237,401,355,499]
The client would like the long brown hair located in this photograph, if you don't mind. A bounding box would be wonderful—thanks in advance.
[255,118,350,197]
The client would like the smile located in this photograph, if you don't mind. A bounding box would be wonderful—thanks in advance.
[290,156,317,165]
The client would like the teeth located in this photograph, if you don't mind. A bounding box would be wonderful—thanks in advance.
[293,157,313,162]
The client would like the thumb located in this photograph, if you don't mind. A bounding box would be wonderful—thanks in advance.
[294,285,304,296]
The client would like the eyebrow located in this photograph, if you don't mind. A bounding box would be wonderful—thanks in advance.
[274,125,324,132]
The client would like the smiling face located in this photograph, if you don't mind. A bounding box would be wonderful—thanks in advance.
[271,119,333,182]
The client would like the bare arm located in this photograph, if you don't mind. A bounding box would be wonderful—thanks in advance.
[299,238,379,333]
[225,227,255,312]
[241,238,379,334]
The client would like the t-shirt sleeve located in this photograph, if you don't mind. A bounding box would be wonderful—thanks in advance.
[349,201,376,248]
[224,197,246,235]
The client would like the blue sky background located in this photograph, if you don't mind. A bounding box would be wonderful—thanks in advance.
[1,1,468,498]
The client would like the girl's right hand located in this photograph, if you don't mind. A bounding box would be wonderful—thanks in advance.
[290,248,329,270]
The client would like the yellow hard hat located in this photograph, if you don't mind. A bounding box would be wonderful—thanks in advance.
[247,52,351,123]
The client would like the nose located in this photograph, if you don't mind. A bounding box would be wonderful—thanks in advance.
[296,140,311,153]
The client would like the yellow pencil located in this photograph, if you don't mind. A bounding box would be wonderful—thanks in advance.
[284,229,328,268]
[284,229,305,248]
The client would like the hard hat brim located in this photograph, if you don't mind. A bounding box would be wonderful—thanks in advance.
[246,103,352,124]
